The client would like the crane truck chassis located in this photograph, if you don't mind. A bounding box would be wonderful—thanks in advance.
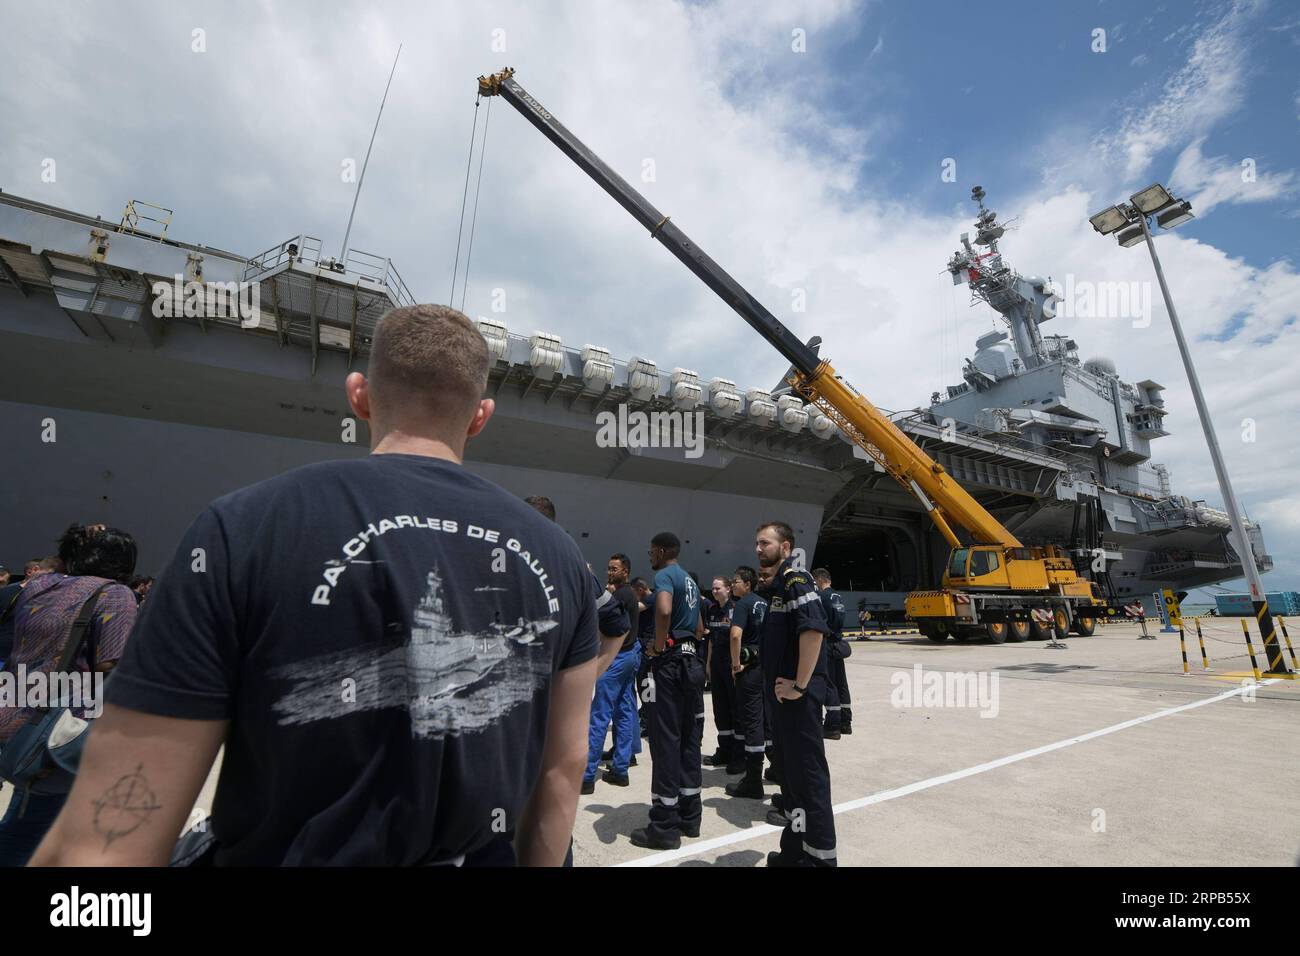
[477,67,1117,644]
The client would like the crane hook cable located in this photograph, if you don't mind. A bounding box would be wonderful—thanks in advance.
[458,94,493,315]
[449,94,482,305]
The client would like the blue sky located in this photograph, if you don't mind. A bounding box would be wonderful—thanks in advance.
[791,0,1300,272]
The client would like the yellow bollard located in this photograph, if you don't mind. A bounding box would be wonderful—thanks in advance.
[1240,618,1262,682]
[1195,618,1209,670]
[1279,617,1299,671]
[1178,626,1189,675]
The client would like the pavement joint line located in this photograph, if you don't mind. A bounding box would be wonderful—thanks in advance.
[618,678,1279,867]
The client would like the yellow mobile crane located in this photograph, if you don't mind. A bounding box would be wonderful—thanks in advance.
[478,68,1111,643]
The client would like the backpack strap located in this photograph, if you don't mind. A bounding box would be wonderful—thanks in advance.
[55,582,114,674]
[0,585,21,627]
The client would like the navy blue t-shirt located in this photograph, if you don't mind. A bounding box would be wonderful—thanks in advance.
[652,563,700,638]
[703,597,733,642]
[730,591,767,647]
[613,584,639,653]
[635,590,657,648]
[105,453,598,866]
[595,578,630,641]
[819,588,846,641]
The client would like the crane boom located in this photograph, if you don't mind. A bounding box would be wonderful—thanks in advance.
[478,68,1022,549]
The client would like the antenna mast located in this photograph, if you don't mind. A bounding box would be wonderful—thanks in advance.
[340,44,402,262]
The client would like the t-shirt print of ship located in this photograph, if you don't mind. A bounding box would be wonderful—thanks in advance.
[407,565,557,701]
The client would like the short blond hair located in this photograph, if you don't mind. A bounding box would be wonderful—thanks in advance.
[368,304,489,424]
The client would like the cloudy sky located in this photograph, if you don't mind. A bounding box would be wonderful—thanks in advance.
[2,0,1297,594]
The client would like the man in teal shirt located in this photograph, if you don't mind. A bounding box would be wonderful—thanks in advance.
[630,532,704,850]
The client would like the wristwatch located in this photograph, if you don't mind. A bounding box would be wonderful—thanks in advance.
[792,682,807,695]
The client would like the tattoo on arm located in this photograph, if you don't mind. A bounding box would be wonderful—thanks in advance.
[91,763,162,850]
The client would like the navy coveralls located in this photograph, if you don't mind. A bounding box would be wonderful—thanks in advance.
[819,587,851,733]
[704,597,736,760]
[645,565,704,841]
[761,559,837,866]
[731,591,768,764]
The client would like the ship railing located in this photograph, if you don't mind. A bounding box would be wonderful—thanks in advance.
[244,234,324,278]
[241,237,414,308]
[341,248,415,308]
[118,199,173,241]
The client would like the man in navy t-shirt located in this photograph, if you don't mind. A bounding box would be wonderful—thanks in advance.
[29,305,600,867]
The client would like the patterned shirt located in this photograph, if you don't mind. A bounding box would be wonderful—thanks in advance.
[0,574,137,743]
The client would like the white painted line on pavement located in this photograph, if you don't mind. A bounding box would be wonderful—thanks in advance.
[618,679,1278,867]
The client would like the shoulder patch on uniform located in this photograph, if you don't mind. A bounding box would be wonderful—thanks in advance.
[783,568,808,586]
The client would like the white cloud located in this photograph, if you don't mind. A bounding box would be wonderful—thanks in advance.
[1170,137,1298,215]
[1105,0,1259,180]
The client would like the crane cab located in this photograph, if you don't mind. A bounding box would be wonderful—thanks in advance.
[942,546,1056,591]
[943,546,1009,589]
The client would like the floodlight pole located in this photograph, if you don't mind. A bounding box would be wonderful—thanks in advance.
[1134,211,1291,675]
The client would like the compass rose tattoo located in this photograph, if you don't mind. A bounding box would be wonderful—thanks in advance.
[91,763,162,850]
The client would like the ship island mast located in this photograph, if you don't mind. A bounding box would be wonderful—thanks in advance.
[947,186,1060,371]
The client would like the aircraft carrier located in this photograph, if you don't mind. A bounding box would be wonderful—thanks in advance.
[0,189,1271,619]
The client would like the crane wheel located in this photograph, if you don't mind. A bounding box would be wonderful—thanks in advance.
[984,622,1008,644]
[1072,616,1096,636]
[922,622,949,643]
[1007,620,1030,642]
[1052,607,1071,640]
[1027,618,1052,641]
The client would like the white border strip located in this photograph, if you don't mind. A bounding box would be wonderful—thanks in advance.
[617,679,1276,867]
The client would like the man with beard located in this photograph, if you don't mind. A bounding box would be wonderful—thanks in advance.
[754,521,836,867]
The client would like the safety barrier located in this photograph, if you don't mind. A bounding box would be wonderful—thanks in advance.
[1174,616,1299,679]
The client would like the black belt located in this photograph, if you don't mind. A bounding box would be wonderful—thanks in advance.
[661,638,697,656]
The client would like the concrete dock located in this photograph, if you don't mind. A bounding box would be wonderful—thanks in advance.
[575,620,1299,867]
[4,620,1294,866]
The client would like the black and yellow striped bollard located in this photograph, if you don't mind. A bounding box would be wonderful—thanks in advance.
[1279,617,1299,672]
[1240,618,1262,682]
[1194,618,1209,670]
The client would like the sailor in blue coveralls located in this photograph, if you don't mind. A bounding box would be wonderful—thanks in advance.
[702,576,740,772]
[723,565,768,799]
[755,521,837,867]
[812,568,851,738]
[630,531,704,850]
